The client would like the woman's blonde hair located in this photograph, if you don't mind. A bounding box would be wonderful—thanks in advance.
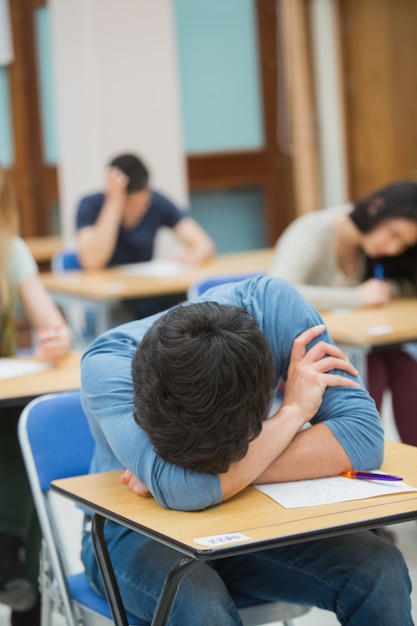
[0,166,19,310]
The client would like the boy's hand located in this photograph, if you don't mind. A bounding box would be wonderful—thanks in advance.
[282,324,360,422]
[105,166,129,210]
[120,469,151,497]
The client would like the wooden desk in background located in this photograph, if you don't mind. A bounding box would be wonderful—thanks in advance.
[52,440,417,626]
[41,248,274,335]
[321,298,417,384]
[0,351,81,407]
[24,235,64,264]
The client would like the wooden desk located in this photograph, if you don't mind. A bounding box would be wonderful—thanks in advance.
[322,299,417,347]
[52,440,417,626]
[0,351,81,407]
[24,235,63,264]
[41,248,274,335]
[321,298,417,383]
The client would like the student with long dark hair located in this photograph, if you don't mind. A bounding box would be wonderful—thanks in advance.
[270,181,417,445]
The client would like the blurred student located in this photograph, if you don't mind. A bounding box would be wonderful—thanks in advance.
[270,181,417,446]
[76,152,215,318]
[0,166,72,626]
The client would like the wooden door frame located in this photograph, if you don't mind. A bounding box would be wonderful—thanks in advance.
[7,0,298,244]
[7,0,58,237]
[186,0,295,246]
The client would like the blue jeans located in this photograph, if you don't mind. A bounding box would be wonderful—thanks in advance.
[81,521,413,625]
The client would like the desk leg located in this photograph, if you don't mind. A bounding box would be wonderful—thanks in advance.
[91,514,203,626]
[150,556,201,626]
[92,515,129,626]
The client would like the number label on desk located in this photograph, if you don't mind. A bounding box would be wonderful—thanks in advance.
[367,324,393,336]
[193,532,251,547]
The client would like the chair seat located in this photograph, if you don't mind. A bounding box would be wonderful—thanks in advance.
[69,572,147,625]
[69,572,308,626]
[233,591,310,623]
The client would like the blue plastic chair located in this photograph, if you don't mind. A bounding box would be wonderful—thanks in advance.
[18,391,141,626]
[187,272,262,299]
[18,391,310,626]
[51,249,82,273]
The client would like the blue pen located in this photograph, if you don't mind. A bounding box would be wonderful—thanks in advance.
[342,470,403,481]
[374,263,384,280]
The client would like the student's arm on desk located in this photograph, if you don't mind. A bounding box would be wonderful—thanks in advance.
[219,325,360,501]
[219,421,349,501]
[120,326,362,506]
[222,370,385,500]
[221,380,383,503]
[18,272,72,363]
[121,421,346,501]
[173,217,216,264]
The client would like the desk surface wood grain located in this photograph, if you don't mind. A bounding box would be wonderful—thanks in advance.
[0,351,81,404]
[321,299,417,347]
[24,235,64,263]
[52,441,417,557]
[41,248,274,301]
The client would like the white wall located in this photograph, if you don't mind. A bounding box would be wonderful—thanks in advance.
[50,0,188,246]
[309,0,348,208]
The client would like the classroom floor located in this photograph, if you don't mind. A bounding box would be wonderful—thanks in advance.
[0,395,415,626]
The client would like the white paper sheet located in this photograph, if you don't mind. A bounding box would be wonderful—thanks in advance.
[120,260,194,278]
[0,358,51,380]
[255,474,417,508]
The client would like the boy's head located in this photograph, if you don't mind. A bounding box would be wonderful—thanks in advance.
[109,153,149,193]
[132,301,275,474]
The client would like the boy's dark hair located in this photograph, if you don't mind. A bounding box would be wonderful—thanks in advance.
[109,153,149,193]
[132,301,275,474]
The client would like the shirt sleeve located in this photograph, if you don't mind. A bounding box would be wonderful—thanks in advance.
[76,193,104,230]
[179,275,384,470]
[248,277,384,469]
[81,328,221,511]
[269,215,363,310]
[152,191,186,228]
[9,238,38,286]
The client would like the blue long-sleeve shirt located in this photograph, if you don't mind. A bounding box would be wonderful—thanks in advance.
[80,276,384,511]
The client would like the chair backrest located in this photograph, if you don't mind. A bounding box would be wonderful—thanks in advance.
[18,391,94,626]
[51,249,82,273]
[20,391,94,491]
[188,272,262,299]
[18,391,146,626]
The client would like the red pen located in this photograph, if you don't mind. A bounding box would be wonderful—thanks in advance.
[342,471,403,482]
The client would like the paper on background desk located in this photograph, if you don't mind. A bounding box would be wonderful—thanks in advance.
[0,358,51,380]
[255,474,417,508]
[120,260,194,278]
